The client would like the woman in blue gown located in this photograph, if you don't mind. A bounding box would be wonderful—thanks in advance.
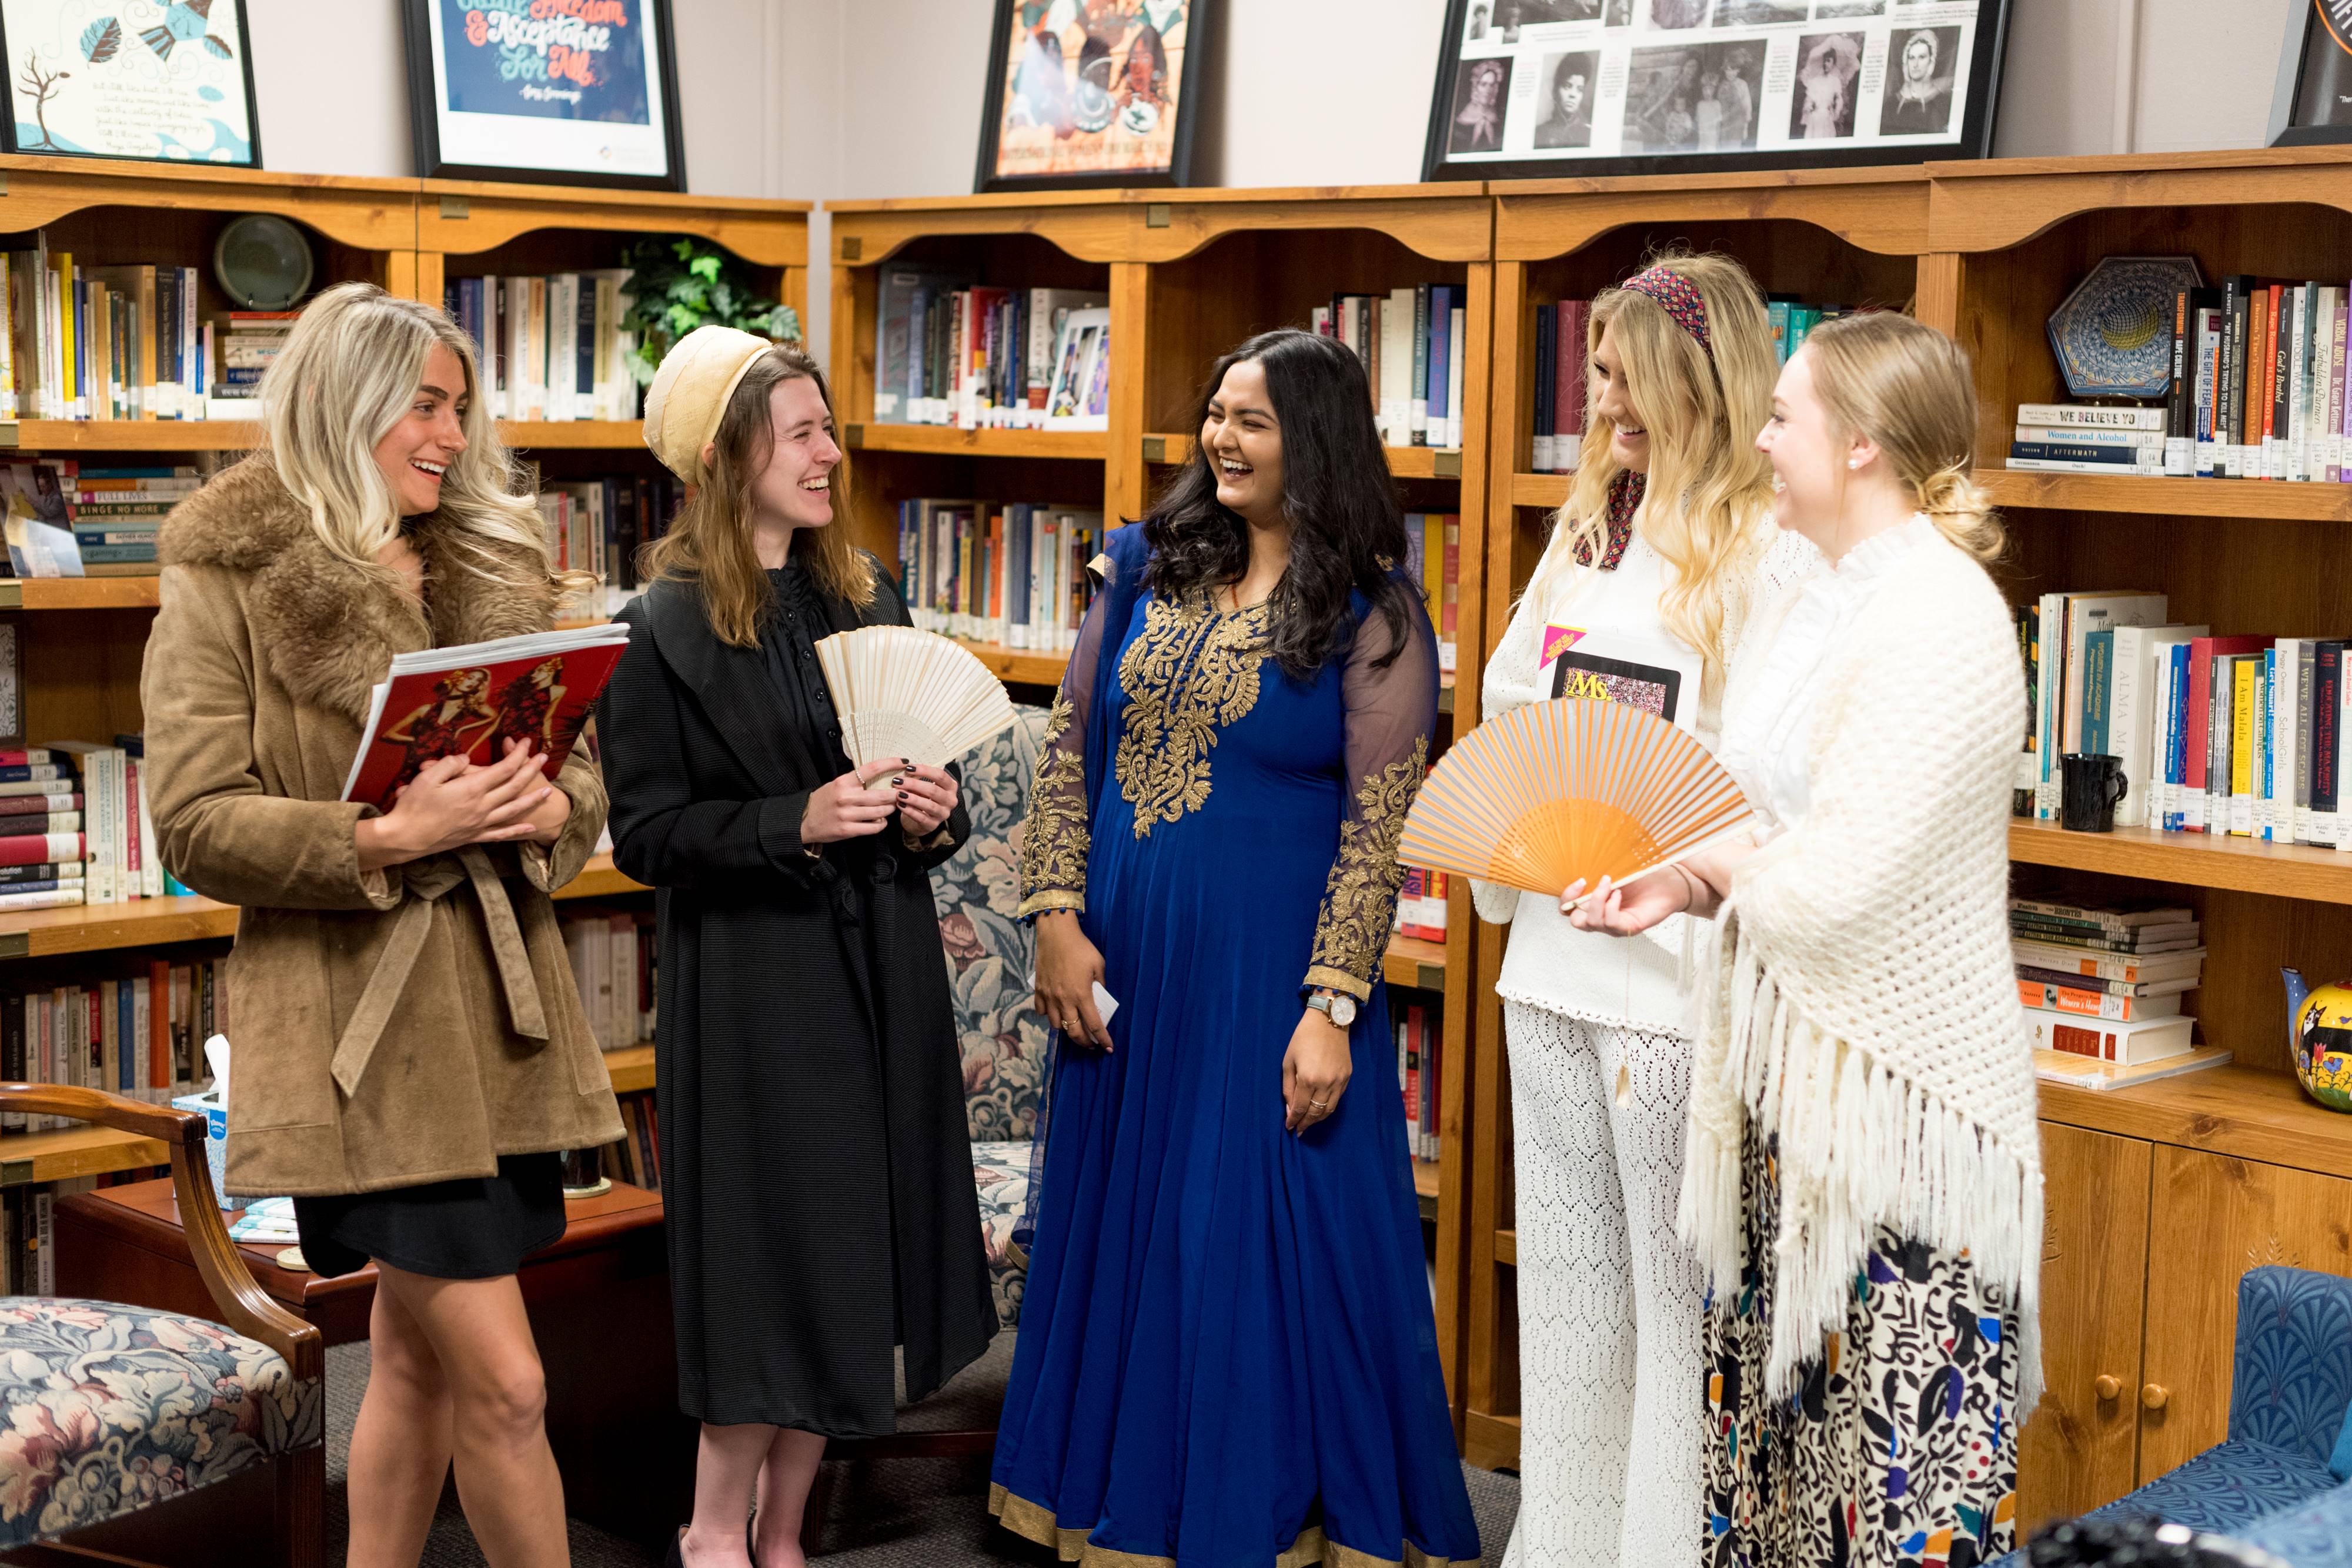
[996,327,1481,1568]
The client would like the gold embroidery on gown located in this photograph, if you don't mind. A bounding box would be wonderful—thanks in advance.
[1304,737,1429,999]
[1113,594,1271,837]
[1016,692,1090,918]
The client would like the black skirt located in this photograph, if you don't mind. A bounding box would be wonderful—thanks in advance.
[292,1153,567,1280]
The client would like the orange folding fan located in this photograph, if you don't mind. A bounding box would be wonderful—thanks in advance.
[1398,698,1755,898]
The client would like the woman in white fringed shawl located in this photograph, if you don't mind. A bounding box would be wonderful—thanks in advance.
[1566,310,2042,1568]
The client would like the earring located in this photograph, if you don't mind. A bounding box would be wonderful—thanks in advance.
[1847,459,1862,470]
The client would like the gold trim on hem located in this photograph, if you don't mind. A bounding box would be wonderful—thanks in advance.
[987,1482,1469,1568]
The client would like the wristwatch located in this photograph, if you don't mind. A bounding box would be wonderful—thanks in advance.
[1305,991,1357,1029]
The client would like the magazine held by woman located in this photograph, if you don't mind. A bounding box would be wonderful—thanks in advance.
[339,624,631,810]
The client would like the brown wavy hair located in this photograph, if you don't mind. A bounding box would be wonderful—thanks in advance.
[642,343,874,648]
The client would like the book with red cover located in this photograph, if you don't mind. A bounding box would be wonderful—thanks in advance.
[2183,635,2267,830]
[340,626,630,811]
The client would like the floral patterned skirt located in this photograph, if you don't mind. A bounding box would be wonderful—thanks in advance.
[1702,1130,2021,1568]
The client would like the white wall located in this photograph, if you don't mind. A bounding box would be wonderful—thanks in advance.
[239,0,2304,375]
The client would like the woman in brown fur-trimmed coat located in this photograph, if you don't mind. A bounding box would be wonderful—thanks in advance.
[142,283,622,1568]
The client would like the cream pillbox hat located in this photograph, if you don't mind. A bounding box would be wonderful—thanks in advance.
[642,325,775,483]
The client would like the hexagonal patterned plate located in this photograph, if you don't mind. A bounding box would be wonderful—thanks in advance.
[2046,255,2204,402]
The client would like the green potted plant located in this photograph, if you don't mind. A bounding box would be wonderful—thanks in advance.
[619,236,803,400]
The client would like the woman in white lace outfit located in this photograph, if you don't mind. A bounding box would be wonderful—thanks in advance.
[1569,313,2040,1568]
[1476,254,1816,1568]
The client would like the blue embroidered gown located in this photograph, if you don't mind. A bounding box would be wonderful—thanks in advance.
[996,526,1479,1568]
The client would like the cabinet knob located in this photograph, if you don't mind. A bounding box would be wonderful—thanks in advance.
[2141,1383,2170,1411]
[2093,1375,2121,1401]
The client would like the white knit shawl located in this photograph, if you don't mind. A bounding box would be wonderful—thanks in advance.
[1678,532,2045,1415]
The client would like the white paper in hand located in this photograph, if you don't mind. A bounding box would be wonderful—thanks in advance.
[1090,981,1120,1027]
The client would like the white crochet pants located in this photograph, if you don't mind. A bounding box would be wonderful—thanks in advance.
[1499,1002,1705,1568]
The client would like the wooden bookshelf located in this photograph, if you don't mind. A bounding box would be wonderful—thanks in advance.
[846,424,1106,462]
[0,579,160,610]
[2010,821,2352,904]
[824,185,1498,1436]
[603,1044,654,1097]
[1144,432,1468,480]
[0,1125,168,1186]
[1449,148,2352,1507]
[1980,470,2352,521]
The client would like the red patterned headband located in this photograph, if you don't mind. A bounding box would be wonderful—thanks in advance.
[1618,265,1713,362]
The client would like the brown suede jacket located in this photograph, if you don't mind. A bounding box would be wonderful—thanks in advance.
[142,456,623,1197]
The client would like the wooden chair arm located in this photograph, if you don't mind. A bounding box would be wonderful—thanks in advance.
[0,1082,322,1383]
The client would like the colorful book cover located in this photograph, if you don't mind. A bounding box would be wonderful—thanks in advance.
[340,628,629,811]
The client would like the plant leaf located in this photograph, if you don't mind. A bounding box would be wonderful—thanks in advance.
[80,18,122,63]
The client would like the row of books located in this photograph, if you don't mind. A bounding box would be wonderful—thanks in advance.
[1400,514,1462,676]
[1395,868,1451,943]
[1397,998,1441,1164]
[560,908,655,1053]
[48,465,194,576]
[0,238,233,422]
[198,312,294,421]
[533,470,684,620]
[893,499,1110,652]
[600,1090,663,1194]
[2019,587,2352,847]
[2152,278,2352,482]
[1307,285,1471,450]
[446,273,642,425]
[1526,296,1853,474]
[872,270,1109,432]
[0,740,188,909]
[1,958,223,1131]
[2014,899,2213,1086]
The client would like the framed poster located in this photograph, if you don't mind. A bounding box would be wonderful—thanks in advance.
[2270,1,2352,146]
[402,0,686,192]
[975,0,1215,192]
[1422,0,2010,184]
[0,0,259,166]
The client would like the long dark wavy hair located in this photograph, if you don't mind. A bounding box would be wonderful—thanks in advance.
[1142,329,1416,679]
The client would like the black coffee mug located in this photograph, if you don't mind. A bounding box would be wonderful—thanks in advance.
[2060,753,2127,833]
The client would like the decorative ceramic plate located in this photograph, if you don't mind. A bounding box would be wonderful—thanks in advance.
[2046,255,2204,402]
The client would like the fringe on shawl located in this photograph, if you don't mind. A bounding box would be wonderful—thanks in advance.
[1677,916,2045,1418]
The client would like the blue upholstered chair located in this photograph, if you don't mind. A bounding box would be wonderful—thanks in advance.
[1999,1266,2352,1567]
[0,1084,325,1568]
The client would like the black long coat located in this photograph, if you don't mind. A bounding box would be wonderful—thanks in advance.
[598,559,997,1435]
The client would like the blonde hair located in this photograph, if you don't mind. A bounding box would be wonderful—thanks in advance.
[260,282,556,593]
[1800,312,2003,561]
[1528,252,1780,690]
[643,343,874,649]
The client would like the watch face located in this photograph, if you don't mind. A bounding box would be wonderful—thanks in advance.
[1331,996,1358,1028]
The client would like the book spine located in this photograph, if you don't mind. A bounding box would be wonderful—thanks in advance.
[2166,288,2192,474]
[1531,305,1555,475]
[1411,283,1430,446]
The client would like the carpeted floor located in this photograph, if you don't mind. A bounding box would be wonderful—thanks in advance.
[323,1336,1520,1566]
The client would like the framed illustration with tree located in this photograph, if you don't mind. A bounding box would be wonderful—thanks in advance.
[0,0,260,165]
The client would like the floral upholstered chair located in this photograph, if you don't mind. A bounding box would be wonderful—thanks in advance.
[0,1084,325,1567]
[931,703,1054,1331]
[800,707,1056,1559]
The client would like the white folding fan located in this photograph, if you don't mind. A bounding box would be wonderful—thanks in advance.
[813,624,1020,770]
[1398,697,1755,898]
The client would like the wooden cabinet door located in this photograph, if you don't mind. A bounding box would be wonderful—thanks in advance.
[2141,1147,2352,1480]
[2019,1122,2152,1533]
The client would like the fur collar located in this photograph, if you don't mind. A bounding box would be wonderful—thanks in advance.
[159,456,558,721]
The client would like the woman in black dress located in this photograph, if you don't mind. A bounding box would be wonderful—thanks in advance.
[598,329,996,1568]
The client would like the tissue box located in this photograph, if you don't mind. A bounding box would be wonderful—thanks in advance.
[171,1089,236,1211]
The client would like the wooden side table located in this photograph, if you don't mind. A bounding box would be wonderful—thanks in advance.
[54,1177,696,1550]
